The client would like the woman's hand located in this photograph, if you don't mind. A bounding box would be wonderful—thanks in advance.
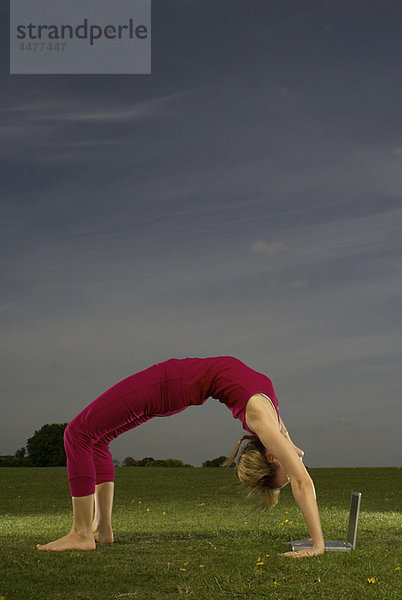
[278,546,325,558]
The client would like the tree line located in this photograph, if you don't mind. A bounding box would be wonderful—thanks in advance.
[0,423,230,468]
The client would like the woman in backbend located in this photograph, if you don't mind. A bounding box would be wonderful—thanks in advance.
[37,356,325,558]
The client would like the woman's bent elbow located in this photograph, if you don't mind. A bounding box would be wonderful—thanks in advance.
[292,475,313,492]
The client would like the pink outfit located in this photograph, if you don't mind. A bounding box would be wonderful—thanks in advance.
[64,356,279,496]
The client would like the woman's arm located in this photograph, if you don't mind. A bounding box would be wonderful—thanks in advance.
[246,408,325,557]
[279,418,304,459]
[283,471,324,557]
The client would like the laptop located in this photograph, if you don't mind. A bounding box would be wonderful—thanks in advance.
[291,491,362,552]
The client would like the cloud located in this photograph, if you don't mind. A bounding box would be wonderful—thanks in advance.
[0,89,200,124]
[40,90,198,123]
[0,89,201,155]
[251,240,288,255]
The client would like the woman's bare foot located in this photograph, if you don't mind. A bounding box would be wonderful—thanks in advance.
[37,530,96,552]
[93,526,114,544]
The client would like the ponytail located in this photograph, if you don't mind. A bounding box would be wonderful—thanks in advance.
[221,435,255,467]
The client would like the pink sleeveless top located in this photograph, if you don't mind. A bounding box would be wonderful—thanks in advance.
[154,356,280,435]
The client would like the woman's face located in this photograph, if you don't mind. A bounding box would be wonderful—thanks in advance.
[266,453,290,489]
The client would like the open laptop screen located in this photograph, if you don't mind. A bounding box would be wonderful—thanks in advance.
[346,491,362,549]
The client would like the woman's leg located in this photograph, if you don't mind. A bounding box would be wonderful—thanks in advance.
[36,446,115,550]
[37,366,161,551]
[37,495,95,551]
[92,437,115,543]
[93,482,114,543]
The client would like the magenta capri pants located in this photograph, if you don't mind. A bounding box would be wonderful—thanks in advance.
[64,365,162,497]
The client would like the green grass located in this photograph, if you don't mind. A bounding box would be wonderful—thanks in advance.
[0,467,401,599]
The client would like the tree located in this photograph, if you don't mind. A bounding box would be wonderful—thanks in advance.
[26,423,68,467]
[138,456,155,466]
[123,456,139,467]
[122,456,155,467]
[15,447,26,462]
[0,455,19,467]
[0,447,33,467]
[202,456,228,467]
[145,458,193,467]
[14,447,31,466]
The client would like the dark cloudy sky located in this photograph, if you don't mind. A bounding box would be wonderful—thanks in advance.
[1,0,401,467]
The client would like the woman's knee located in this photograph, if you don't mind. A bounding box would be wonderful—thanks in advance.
[64,417,91,452]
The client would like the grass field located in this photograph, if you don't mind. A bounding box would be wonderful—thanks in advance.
[0,466,400,600]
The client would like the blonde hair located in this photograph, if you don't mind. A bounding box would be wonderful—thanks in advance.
[221,435,280,509]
